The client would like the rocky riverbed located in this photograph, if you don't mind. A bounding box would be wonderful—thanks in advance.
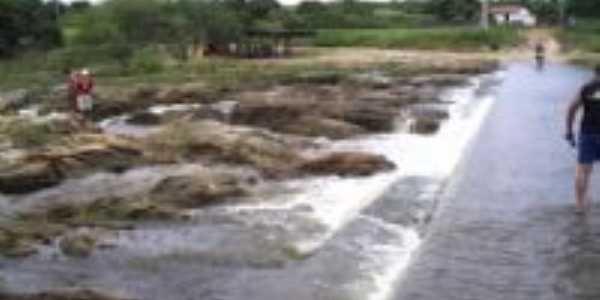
[0,58,499,299]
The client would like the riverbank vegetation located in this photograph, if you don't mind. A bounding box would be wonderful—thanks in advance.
[314,27,522,50]
[0,0,521,91]
[561,20,600,53]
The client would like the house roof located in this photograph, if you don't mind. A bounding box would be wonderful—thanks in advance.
[490,4,528,14]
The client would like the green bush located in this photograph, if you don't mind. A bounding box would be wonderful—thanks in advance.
[128,48,164,74]
[0,119,57,148]
[562,20,600,53]
[313,27,521,51]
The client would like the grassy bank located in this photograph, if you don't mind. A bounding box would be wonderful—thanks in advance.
[313,27,522,51]
[0,49,323,91]
[561,20,600,53]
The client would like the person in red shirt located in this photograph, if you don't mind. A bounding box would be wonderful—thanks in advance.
[74,69,95,116]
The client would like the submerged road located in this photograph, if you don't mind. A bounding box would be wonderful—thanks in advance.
[395,62,600,300]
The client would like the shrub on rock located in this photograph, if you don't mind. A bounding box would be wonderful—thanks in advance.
[0,162,64,194]
[151,173,249,208]
[299,152,396,177]
[59,232,96,258]
[410,118,441,135]
[0,288,136,300]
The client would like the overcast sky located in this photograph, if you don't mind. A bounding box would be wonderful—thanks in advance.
[56,0,390,7]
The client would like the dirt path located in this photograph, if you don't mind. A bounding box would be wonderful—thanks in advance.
[269,29,567,68]
[513,28,562,60]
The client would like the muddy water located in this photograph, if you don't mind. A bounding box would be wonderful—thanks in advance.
[394,63,597,300]
[0,71,502,300]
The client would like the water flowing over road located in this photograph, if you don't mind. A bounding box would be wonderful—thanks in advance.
[394,62,599,300]
[4,62,597,300]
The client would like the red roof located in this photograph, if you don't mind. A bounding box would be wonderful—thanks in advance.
[490,4,527,14]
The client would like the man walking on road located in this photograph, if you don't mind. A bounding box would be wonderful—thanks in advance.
[566,65,600,214]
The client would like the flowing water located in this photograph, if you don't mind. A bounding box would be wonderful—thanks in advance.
[0,66,526,300]
[394,62,598,300]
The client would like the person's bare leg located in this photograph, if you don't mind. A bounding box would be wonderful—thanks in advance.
[575,164,593,214]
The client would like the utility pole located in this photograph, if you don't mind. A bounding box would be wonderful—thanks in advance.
[481,0,489,30]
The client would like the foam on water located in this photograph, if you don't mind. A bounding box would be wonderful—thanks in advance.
[222,72,499,300]
[233,74,496,249]
[148,103,203,115]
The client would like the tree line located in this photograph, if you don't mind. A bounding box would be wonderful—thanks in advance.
[1,0,599,60]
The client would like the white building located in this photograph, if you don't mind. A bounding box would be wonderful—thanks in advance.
[490,4,537,27]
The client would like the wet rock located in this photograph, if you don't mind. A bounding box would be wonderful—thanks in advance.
[0,162,64,194]
[126,111,162,126]
[283,116,366,139]
[167,104,235,123]
[4,243,38,258]
[410,118,441,135]
[39,196,183,223]
[414,85,441,102]
[406,104,450,121]
[0,288,136,300]
[27,134,146,176]
[283,71,344,85]
[0,229,38,258]
[0,134,146,194]
[0,89,31,112]
[208,100,238,122]
[233,86,399,135]
[0,221,66,256]
[232,96,308,130]
[151,173,248,208]
[358,91,412,109]
[130,85,160,101]
[59,232,97,258]
[333,103,397,132]
[299,152,396,177]
[156,84,212,103]
[350,72,393,89]
[0,117,62,149]
[147,121,303,174]
[407,74,470,87]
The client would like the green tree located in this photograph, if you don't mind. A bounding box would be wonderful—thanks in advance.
[297,0,327,15]
[567,0,600,18]
[427,0,480,23]
[0,0,63,57]
[105,0,166,45]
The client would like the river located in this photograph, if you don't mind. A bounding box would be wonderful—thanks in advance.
[4,62,594,300]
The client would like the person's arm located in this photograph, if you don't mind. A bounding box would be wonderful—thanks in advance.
[565,95,583,146]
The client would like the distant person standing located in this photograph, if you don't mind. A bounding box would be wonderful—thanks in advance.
[535,42,545,69]
[565,65,600,214]
[74,68,95,118]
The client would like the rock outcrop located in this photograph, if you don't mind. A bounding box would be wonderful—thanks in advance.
[151,172,250,208]
[59,232,97,258]
[232,86,399,136]
[0,162,64,194]
[0,134,145,194]
[410,118,441,135]
[281,116,366,139]
[0,289,136,300]
[146,121,304,175]
[299,152,396,177]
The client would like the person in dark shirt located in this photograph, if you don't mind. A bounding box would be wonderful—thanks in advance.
[565,65,600,214]
[535,42,545,69]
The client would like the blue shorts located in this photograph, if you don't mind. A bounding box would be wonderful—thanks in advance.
[578,134,600,164]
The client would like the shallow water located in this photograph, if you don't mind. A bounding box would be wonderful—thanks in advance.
[394,62,598,300]
[0,70,501,299]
